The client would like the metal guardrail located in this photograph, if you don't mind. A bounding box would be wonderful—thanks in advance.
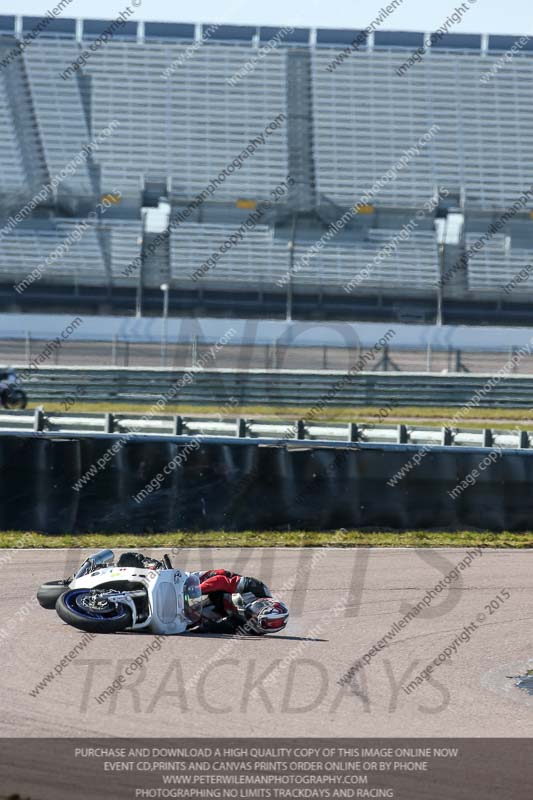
[0,409,530,449]
[10,365,533,407]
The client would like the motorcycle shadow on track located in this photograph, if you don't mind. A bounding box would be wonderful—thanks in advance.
[177,632,328,641]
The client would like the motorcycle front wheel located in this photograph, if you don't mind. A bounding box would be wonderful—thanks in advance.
[56,589,133,633]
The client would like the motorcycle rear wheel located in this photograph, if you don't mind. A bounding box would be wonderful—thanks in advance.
[56,589,133,633]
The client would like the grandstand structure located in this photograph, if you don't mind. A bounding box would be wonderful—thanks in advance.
[1,16,533,323]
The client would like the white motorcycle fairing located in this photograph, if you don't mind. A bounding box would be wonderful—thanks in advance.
[69,565,194,634]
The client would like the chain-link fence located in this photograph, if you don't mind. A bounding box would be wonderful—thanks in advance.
[1,336,532,374]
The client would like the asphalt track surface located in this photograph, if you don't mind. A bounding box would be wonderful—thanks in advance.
[2,547,533,739]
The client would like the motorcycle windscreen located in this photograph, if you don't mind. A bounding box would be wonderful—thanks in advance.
[183,574,202,623]
[74,549,115,579]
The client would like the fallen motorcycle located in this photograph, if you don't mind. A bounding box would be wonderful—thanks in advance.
[37,549,203,634]
[37,549,289,636]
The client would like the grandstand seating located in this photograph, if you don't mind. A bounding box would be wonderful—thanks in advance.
[170,223,290,288]
[71,40,288,200]
[1,17,533,314]
[103,220,142,284]
[311,49,533,210]
[466,234,533,293]
[0,73,27,193]
[0,219,106,285]
[293,230,438,292]
[24,41,93,197]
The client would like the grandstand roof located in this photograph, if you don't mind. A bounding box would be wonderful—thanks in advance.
[0,16,529,52]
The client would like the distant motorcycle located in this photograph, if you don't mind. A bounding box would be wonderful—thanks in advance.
[0,369,27,409]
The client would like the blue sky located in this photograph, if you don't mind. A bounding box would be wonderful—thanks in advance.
[6,0,533,36]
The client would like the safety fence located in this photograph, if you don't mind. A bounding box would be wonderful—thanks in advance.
[11,366,533,407]
[3,336,532,374]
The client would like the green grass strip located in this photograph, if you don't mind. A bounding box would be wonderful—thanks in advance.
[1,530,533,548]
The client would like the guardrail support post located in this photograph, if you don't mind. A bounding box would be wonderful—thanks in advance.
[173,416,184,436]
[104,413,114,433]
[33,407,44,432]
[236,418,247,438]
[397,424,408,444]
[441,427,453,446]
[519,430,529,449]
[347,423,359,442]
[482,428,493,448]
[296,420,306,440]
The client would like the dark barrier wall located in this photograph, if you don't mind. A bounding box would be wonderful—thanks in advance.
[2,432,533,533]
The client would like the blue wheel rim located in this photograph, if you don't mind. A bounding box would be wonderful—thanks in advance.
[63,589,129,621]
